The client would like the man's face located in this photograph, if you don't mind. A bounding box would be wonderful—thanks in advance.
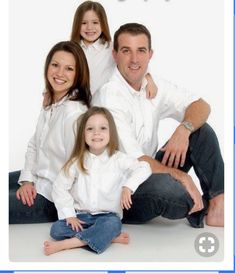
[112,33,153,91]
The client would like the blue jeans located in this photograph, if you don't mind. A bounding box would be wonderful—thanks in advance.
[50,212,122,254]
[9,171,58,224]
[122,123,224,228]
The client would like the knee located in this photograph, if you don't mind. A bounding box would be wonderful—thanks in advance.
[194,123,218,143]
[50,220,67,240]
[136,174,193,207]
[102,214,121,232]
[9,171,21,190]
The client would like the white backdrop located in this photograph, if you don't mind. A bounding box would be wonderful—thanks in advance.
[6,0,234,271]
[9,0,224,171]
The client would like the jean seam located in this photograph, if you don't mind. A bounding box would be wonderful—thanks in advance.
[190,152,224,199]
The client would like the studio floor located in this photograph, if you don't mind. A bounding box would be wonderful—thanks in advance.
[9,217,224,262]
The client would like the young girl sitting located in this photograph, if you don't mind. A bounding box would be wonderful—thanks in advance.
[70,0,157,96]
[44,106,151,255]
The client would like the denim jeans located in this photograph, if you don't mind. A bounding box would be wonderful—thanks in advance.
[9,171,58,224]
[122,123,224,228]
[50,212,122,254]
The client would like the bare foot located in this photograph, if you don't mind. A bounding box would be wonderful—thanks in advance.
[112,232,129,244]
[44,237,86,256]
[206,194,224,227]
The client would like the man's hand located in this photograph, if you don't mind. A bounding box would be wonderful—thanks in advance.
[16,182,37,207]
[121,187,132,210]
[161,125,191,168]
[66,217,86,232]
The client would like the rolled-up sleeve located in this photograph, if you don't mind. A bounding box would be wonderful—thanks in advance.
[157,78,201,121]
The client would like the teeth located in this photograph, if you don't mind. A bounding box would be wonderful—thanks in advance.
[129,65,140,70]
[54,78,66,84]
[92,138,102,142]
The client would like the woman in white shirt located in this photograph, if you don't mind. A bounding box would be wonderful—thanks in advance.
[44,106,151,255]
[70,0,157,97]
[9,41,91,224]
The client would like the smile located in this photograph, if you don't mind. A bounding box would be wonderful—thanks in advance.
[128,65,140,70]
[54,78,66,84]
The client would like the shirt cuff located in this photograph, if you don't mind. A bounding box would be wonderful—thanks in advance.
[18,171,36,185]
[57,207,77,220]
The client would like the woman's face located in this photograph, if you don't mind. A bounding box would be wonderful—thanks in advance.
[47,50,76,102]
[80,10,102,45]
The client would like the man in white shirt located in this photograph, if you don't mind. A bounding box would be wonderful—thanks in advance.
[93,23,224,228]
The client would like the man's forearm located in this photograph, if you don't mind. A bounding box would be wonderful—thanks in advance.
[182,98,211,131]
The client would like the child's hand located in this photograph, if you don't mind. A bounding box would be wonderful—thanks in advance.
[145,73,158,99]
[66,217,86,232]
[121,187,132,210]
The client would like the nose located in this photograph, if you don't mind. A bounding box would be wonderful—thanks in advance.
[130,51,138,63]
[56,66,64,76]
[94,129,100,134]
[87,22,93,30]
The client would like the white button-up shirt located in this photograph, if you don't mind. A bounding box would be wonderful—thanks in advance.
[80,39,115,95]
[19,97,87,202]
[93,67,200,159]
[52,150,151,219]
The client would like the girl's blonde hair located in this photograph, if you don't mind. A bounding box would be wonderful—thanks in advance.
[64,106,119,174]
[70,1,111,45]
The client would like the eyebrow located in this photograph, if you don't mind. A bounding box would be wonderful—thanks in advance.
[82,19,100,22]
[50,59,75,67]
[119,46,148,51]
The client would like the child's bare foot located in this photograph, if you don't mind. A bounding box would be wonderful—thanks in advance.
[44,237,86,256]
[44,240,64,256]
[206,194,224,227]
[112,232,129,244]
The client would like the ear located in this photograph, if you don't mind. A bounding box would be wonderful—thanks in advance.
[149,49,153,60]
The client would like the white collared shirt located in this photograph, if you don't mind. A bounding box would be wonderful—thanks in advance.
[18,97,88,201]
[80,39,115,95]
[93,67,200,159]
[52,150,151,219]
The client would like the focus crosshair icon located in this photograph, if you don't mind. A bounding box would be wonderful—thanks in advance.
[194,232,219,257]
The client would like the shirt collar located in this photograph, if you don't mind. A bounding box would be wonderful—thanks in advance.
[80,38,106,51]
[87,149,110,162]
[45,94,69,110]
[115,67,148,97]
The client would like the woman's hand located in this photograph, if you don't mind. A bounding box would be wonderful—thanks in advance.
[121,187,132,210]
[16,182,37,207]
[66,217,86,232]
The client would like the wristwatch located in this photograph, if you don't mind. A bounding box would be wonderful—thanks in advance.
[181,121,194,133]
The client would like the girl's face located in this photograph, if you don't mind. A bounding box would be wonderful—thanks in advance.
[85,114,110,155]
[80,10,102,45]
[47,51,76,102]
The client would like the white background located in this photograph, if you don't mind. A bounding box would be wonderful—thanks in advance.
[9,0,224,171]
[6,0,233,271]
